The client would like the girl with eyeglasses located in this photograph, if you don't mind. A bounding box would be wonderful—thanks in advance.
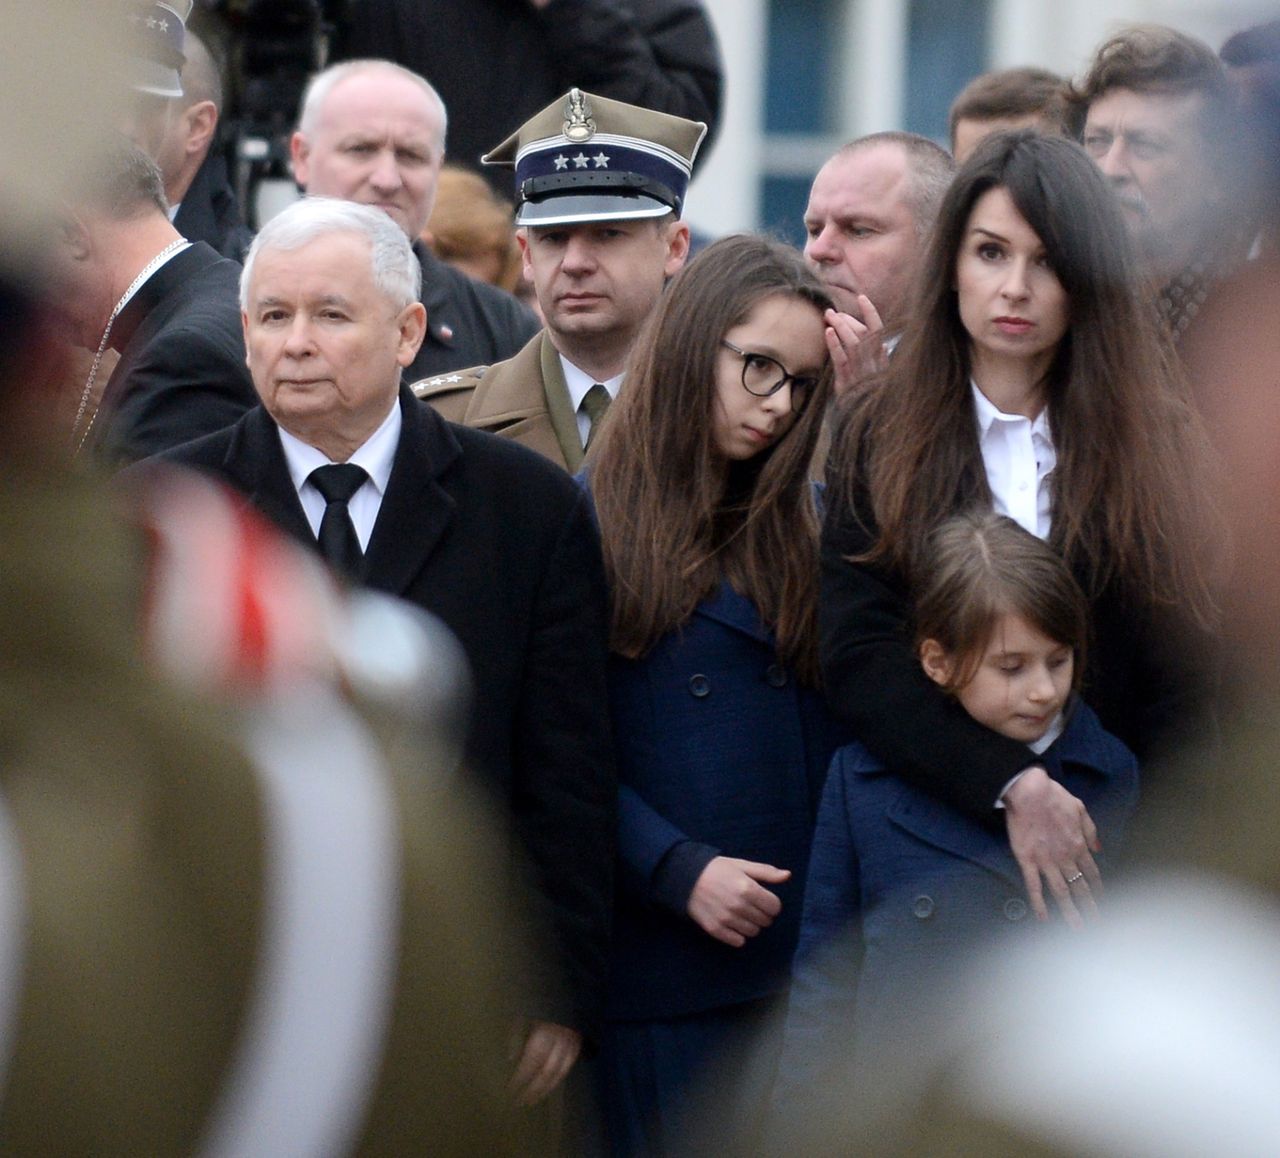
[582,233,845,1155]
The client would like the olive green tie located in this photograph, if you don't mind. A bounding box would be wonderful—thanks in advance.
[581,383,611,449]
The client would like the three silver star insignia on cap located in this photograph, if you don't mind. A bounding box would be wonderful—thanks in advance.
[553,152,610,170]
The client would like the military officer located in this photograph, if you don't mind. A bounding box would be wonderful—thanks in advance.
[415,89,704,471]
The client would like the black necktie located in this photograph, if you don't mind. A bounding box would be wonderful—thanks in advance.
[581,382,611,449]
[308,463,368,579]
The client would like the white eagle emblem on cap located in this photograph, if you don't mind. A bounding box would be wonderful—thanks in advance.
[562,89,596,143]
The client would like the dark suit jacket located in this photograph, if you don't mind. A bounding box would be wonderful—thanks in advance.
[156,387,616,1039]
[95,241,257,466]
[407,242,541,382]
[172,149,255,263]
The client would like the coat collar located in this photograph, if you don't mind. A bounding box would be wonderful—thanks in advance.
[693,581,773,643]
[540,333,584,471]
[868,702,1132,888]
[109,241,220,355]
[172,152,254,262]
[362,385,460,594]
[413,241,458,350]
[883,785,1024,887]
[220,385,460,595]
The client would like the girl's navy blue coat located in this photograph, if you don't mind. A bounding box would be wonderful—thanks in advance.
[605,581,845,1022]
[777,700,1138,1097]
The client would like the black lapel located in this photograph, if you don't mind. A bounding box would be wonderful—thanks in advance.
[222,407,316,548]
[362,386,461,596]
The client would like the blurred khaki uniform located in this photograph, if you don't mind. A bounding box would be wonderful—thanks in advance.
[0,4,532,1153]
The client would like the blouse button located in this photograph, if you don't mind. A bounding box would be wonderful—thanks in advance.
[688,674,711,698]
[1003,898,1028,922]
[765,663,788,688]
[911,894,935,920]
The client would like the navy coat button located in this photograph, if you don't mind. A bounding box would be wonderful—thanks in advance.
[911,894,935,919]
[1003,898,1028,922]
[688,674,710,698]
[765,663,788,687]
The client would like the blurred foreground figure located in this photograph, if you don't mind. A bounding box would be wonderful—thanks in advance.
[1073,25,1246,342]
[0,5,528,1153]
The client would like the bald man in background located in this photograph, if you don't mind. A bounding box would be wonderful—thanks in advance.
[161,29,254,261]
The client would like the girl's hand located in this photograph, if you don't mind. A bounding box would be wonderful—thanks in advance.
[1003,767,1102,929]
[824,299,887,397]
[687,856,790,947]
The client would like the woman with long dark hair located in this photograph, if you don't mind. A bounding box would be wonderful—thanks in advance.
[821,130,1219,925]
[586,234,843,1154]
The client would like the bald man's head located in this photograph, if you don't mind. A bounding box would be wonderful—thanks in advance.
[147,30,223,205]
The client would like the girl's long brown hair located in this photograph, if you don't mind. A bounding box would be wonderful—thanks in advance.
[834,130,1219,627]
[589,234,835,684]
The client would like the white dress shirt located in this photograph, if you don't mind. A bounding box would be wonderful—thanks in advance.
[971,382,1055,541]
[278,400,402,551]
[560,355,624,447]
[971,384,1062,802]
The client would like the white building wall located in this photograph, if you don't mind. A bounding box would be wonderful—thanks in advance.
[683,0,767,235]
[686,0,1275,238]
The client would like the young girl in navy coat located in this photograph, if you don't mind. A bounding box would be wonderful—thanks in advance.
[583,234,843,1156]
[775,511,1139,1125]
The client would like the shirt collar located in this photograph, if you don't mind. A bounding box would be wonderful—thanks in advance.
[1028,711,1066,756]
[277,398,402,497]
[560,354,624,412]
[971,381,1052,441]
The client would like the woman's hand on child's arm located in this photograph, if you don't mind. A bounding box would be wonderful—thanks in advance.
[1003,767,1103,930]
[687,857,790,948]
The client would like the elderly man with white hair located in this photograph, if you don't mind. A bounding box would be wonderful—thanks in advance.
[156,195,617,1105]
[290,60,540,380]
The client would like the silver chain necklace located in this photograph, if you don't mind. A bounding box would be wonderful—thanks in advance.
[70,238,188,455]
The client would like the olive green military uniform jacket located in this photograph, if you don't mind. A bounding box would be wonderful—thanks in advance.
[413,331,587,473]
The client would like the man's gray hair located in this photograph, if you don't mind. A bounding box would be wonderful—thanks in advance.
[296,59,448,152]
[241,197,423,311]
[840,132,956,240]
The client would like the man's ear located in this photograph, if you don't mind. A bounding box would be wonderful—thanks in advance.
[289,131,310,186]
[919,638,954,688]
[395,301,428,366]
[664,220,691,278]
[515,227,533,281]
[183,99,218,158]
[59,212,93,262]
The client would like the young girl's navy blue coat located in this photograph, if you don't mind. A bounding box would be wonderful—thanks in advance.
[777,701,1138,1099]
[606,581,844,1023]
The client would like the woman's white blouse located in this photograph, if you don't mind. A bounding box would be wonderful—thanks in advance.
[971,382,1055,540]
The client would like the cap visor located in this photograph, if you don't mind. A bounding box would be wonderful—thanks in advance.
[515,192,673,227]
[130,58,183,99]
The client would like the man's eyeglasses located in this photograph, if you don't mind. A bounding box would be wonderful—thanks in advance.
[721,340,819,407]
